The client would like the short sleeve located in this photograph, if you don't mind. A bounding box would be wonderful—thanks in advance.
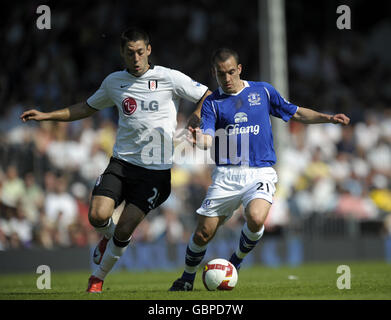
[86,77,114,110]
[169,69,208,103]
[262,82,298,122]
[200,98,217,137]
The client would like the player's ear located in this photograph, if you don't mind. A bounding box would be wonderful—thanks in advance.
[237,64,242,75]
[146,44,152,56]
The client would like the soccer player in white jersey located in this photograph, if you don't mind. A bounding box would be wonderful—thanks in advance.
[169,47,350,291]
[20,27,211,293]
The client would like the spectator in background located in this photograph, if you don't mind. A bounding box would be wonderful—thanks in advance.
[44,175,78,246]
[355,111,380,152]
[335,185,379,220]
[71,182,98,245]
[33,207,55,249]
[0,228,7,250]
[8,202,33,248]
[0,205,13,249]
[79,141,110,188]
[367,137,391,176]
[22,172,44,224]
[1,165,25,209]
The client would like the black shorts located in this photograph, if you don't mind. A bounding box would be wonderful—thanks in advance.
[92,157,171,214]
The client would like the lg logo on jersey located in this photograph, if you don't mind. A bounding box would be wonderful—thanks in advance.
[122,97,137,115]
[122,97,159,116]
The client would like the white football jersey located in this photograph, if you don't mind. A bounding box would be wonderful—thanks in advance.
[87,65,208,170]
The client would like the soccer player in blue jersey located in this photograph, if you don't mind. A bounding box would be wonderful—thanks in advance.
[169,47,350,291]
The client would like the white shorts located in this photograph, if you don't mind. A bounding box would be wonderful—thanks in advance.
[196,165,278,220]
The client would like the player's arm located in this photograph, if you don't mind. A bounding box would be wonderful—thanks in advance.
[20,102,97,123]
[187,89,212,129]
[292,107,350,125]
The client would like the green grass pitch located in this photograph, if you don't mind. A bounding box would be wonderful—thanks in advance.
[0,261,390,300]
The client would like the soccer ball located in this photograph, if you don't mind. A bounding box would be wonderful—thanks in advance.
[202,258,238,291]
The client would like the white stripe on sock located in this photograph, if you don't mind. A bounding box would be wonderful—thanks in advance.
[243,223,264,241]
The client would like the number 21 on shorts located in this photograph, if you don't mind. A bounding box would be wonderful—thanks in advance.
[256,181,270,194]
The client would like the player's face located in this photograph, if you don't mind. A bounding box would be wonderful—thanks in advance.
[213,56,242,94]
[121,40,151,77]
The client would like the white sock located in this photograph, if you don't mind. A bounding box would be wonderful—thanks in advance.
[93,237,129,280]
[94,217,115,239]
[243,222,264,241]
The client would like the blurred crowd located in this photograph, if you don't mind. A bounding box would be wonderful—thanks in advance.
[1,1,391,250]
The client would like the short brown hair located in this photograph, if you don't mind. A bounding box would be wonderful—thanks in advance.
[211,48,239,67]
[120,27,150,48]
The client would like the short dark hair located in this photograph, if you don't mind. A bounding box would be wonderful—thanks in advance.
[120,27,150,48]
[211,48,240,67]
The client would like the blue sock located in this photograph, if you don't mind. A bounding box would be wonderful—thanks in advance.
[229,252,243,270]
[181,270,196,282]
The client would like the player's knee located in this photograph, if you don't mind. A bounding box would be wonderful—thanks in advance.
[246,214,265,233]
[88,206,112,227]
[88,196,115,226]
[193,229,213,246]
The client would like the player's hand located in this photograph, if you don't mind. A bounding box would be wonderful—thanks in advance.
[186,113,201,130]
[331,113,350,125]
[187,126,206,145]
[187,126,198,146]
[20,109,48,122]
[187,127,212,149]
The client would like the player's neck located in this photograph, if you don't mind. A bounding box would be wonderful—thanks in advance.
[127,64,151,77]
[237,80,245,91]
[223,80,245,95]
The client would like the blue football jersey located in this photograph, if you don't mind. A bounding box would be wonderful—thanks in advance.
[200,81,298,167]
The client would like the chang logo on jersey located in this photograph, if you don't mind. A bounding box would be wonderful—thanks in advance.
[225,112,260,135]
[122,97,137,116]
[234,112,248,123]
[248,92,261,106]
[225,124,260,136]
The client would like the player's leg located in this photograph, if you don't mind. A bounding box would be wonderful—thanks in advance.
[89,170,124,265]
[91,203,145,281]
[229,168,277,270]
[229,199,271,270]
[86,196,118,293]
[88,162,171,292]
[184,216,225,279]
[170,166,242,291]
[88,195,116,252]
[169,215,225,291]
